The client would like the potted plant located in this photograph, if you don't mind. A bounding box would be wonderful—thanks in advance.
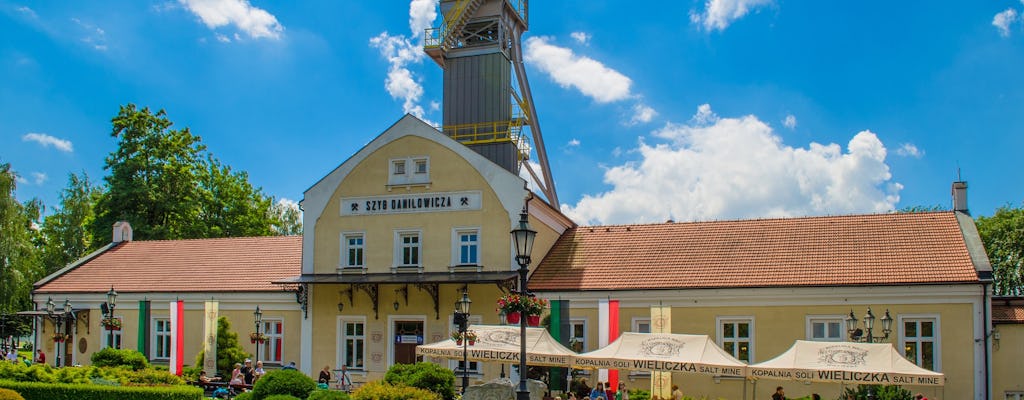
[450,331,463,345]
[51,333,67,343]
[497,293,526,324]
[249,332,267,344]
[465,330,478,345]
[525,297,548,326]
[101,317,122,330]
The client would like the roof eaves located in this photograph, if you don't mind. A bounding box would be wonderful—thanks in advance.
[33,242,120,289]
[955,211,993,281]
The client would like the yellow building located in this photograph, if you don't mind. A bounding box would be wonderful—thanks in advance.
[992,297,1024,400]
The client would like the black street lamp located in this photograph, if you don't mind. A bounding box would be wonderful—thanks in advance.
[46,297,72,367]
[253,306,263,362]
[104,286,117,348]
[845,307,894,343]
[454,291,472,393]
[511,210,536,400]
[498,308,507,379]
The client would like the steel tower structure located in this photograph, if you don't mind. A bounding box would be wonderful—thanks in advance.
[424,0,558,205]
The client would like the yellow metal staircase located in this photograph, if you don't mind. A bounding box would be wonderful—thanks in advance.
[424,0,483,66]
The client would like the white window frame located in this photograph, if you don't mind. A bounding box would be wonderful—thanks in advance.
[414,158,428,175]
[1006,391,1024,400]
[570,318,588,374]
[392,160,406,175]
[388,156,430,186]
[448,314,482,375]
[339,316,367,371]
[805,315,844,342]
[717,316,754,363]
[153,318,171,360]
[452,227,481,266]
[394,230,422,270]
[100,315,123,349]
[341,232,366,269]
[899,314,941,372]
[632,317,651,333]
[261,318,284,364]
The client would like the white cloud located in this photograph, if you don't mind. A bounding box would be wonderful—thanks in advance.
[561,104,901,225]
[178,0,283,40]
[568,139,581,147]
[783,114,797,129]
[30,172,47,185]
[570,31,591,45]
[408,0,436,39]
[71,18,107,51]
[16,6,38,19]
[993,8,1019,37]
[524,36,633,103]
[215,33,231,42]
[691,0,773,32]
[22,133,74,152]
[630,103,657,125]
[370,32,427,119]
[896,143,924,158]
[15,175,27,184]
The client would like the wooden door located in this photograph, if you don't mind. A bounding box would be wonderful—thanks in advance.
[393,321,423,365]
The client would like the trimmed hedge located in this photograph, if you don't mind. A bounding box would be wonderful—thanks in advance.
[383,362,454,400]
[263,395,301,400]
[234,392,254,400]
[90,348,150,371]
[0,388,24,400]
[0,379,202,400]
[351,381,440,400]
[307,390,351,400]
[251,370,316,400]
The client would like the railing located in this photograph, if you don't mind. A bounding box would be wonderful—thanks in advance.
[424,0,476,50]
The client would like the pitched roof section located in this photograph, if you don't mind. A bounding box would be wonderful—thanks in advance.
[993,297,1024,324]
[35,236,301,294]
[530,212,981,291]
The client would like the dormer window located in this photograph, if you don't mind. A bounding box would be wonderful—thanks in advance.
[388,156,430,187]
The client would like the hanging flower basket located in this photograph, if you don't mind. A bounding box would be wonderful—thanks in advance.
[249,332,267,344]
[451,330,478,346]
[506,311,521,325]
[496,293,528,314]
[527,314,541,327]
[52,333,68,343]
[101,317,122,330]
[465,330,477,346]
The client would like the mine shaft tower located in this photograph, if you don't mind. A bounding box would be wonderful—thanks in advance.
[424,0,558,205]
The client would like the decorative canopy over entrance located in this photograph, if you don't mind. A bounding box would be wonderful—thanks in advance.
[748,340,944,386]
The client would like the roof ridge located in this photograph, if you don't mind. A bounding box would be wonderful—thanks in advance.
[574,210,955,229]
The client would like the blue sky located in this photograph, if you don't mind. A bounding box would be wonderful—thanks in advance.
[2,0,1023,225]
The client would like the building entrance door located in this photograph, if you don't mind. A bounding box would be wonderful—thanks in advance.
[393,321,424,365]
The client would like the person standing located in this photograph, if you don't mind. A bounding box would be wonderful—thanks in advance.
[616,382,629,400]
[772,386,786,400]
[590,382,605,400]
[671,385,683,400]
[319,365,332,384]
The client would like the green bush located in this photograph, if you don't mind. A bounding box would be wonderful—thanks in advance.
[351,381,440,400]
[251,369,316,400]
[234,392,255,400]
[194,317,251,378]
[841,385,913,400]
[0,387,24,400]
[263,395,301,400]
[0,379,202,400]
[628,388,650,400]
[90,348,150,371]
[383,362,455,400]
[307,389,351,400]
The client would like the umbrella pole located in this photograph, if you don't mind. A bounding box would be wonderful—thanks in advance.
[743,378,747,400]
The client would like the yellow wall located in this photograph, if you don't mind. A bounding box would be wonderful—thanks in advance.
[992,323,1024,399]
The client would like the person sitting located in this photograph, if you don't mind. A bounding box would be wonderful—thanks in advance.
[199,370,221,385]
[319,365,332,384]
[254,361,266,382]
[282,361,297,370]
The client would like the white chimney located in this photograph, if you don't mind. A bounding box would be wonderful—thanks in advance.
[951,181,968,214]
[112,221,133,243]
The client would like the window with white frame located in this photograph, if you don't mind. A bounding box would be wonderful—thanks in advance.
[807,316,843,342]
[450,315,482,375]
[570,319,587,353]
[101,316,123,349]
[453,228,480,266]
[154,318,171,359]
[1006,391,1024,400]
[388,157,430,186]
[633,318,651,333]
[395,231,421,268]
[261,319,284,364]
[340,318,365,370]
[901,317,939,371]
[718,317,753,363]
[342,233,365,269]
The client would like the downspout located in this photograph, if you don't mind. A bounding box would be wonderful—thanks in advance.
[982,281,991,400]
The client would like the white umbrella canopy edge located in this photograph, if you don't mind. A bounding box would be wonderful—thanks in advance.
[572,332,747,377]
[415,324,577,367]
[747,340,944,386]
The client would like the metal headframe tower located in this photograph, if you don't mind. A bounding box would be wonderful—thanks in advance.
[424,0,558,206]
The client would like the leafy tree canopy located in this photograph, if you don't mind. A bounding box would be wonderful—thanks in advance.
[977,203,1024,296]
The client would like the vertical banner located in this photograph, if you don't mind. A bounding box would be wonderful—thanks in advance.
[598,299,609,384]
[548,299,569,392]
[651,305,673,399]
[137,300,150,359]
[203,301,219,374]
[169,300,184,376]
[608,299,620,393]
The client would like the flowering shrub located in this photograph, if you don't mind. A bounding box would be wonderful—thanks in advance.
[497,294,548,315]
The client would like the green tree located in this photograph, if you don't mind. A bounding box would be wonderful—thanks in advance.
[269,199,302,236]
[194,316,250,378]
[896,204,947,213]
[191,156,276,238]
[0,163,44,315]
[977,204,1024,295]
[91,104,206,242]
[39,172,99,274]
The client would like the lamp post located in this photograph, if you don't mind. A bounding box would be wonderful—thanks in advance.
[253,306,263,362]
[498,308,507,379]
[45,297,58,367]
[454,291,472,393]
[511,210,536,400]
[845,307,894,343]
[105,286,117,349]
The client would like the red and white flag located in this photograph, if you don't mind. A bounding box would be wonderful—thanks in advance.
[169,300,184,376]
[598,299,620,390]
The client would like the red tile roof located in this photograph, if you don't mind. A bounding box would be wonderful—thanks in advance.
[530,212,981,291]
[35,236,301,294]
[993,298,1024,324]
